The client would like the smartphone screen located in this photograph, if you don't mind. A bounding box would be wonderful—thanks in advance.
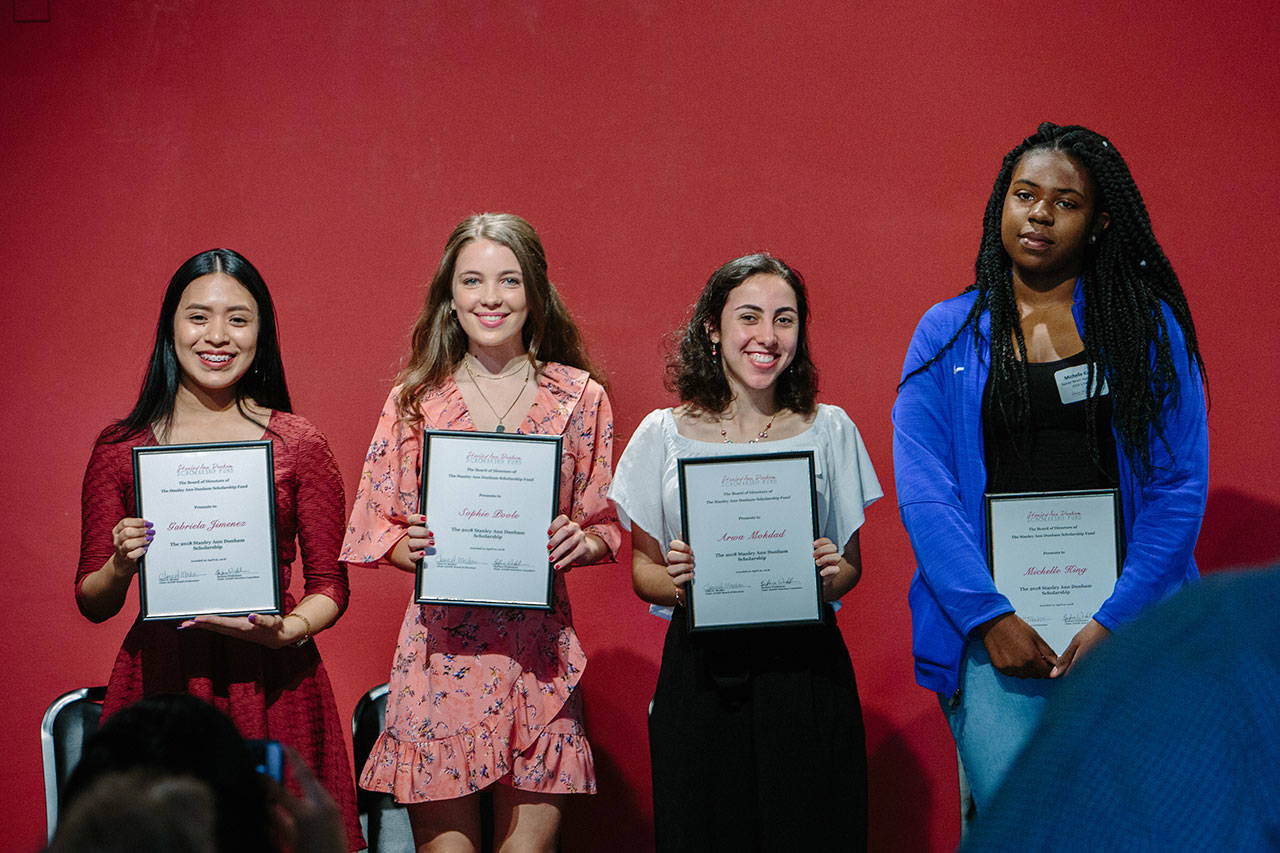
[246,739,283,782]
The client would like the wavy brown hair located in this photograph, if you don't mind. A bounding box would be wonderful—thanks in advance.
[666,253,818,416]
[394,213,604,423]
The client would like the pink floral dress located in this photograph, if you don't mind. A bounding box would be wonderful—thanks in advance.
[341,363,620,802]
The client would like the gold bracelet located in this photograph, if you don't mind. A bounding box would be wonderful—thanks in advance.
[673,586,684,607]
[286,612,313,647]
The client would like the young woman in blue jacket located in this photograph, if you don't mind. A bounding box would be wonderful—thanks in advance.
[893,122,1208,815]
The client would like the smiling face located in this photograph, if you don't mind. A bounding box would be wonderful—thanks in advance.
[709,273,799,400]
[449,238,529,362]
[1001,148,1109,287]
[173,273,259,400]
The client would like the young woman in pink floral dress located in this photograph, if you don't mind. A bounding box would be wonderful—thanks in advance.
[341,213,619,851]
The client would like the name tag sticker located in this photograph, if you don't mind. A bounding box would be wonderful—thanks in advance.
[1055,364,1109,405]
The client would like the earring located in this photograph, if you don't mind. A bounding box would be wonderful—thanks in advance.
[711,341,719,357]
[1090,234,1098,244]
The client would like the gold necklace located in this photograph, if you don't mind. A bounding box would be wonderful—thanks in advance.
[463,359,531,433]
[463,354,529,380]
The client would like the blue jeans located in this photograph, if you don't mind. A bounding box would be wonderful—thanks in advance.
[939,642,1055,815]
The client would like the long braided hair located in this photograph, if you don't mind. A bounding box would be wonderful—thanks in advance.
[904,122,1206,480]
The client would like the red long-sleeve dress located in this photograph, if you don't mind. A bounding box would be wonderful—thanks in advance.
[76,411,364,850]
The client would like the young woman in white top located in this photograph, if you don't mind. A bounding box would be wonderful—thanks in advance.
[610,253,881,851]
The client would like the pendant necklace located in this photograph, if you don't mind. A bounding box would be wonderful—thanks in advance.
[464,357,531,433]
[721,411,777,443]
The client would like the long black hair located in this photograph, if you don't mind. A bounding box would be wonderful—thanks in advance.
[102,248,292,442]
[905,122,1206,479]
[667,253,818,416]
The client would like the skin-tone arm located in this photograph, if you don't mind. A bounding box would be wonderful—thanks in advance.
[77,517,155,623]
[78,515,340,647]
[1051,619,1110,677]
[976,612,1059,679]
[630,525,688,608]
[389,513,606,574]
[181,593,340,649]
[814,529,863,602]
[387,515,434,573]
[977,602,1111,679]
[547,514,608,569]
[632,524,864,607]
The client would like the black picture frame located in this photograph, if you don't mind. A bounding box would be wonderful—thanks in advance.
[678,450,822,631]
[985,488,1125,652]
[415,430,562,610]
[133,440,280,621]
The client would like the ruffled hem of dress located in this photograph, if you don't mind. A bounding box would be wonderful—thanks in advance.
[359,718,596,802]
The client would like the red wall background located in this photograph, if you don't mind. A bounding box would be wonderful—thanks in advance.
[3,2,1278,849]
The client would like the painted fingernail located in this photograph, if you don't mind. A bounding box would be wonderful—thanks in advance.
[145,531,155,540]
[144,521,154,529]
[247,614,257,623]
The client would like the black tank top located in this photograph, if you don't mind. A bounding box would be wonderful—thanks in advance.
[983,350,1120,493]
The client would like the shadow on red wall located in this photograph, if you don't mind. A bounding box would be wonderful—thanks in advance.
[1196,488,1280,574]
[867,710,936,851]
[563,647,660,852]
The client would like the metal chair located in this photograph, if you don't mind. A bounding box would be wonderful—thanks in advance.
[353,683,414,852]
[41,686,107,842]
[957,748,977,840]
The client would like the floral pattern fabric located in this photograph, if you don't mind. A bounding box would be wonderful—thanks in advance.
[341,363,620,801]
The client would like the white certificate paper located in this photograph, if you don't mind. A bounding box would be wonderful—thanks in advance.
[133,441,280,621]
[417,431,562,609]
[679,452,822,631]
[986,489,1123,654]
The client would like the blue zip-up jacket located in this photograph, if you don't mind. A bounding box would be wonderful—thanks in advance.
[893,282,1208,697]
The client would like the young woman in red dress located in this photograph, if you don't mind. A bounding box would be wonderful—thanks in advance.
[75,248,363,850]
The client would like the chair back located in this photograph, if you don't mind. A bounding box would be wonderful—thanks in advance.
[41,686,107,842]
[352,683,414,852]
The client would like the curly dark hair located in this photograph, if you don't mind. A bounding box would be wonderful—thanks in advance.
[903,122,1206,479]
[667,253,818,416]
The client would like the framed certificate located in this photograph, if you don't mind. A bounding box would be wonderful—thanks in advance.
[133,441,280,621]
[678,451,822,631]
[986,489,1124,654]
[416,430,562,609]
